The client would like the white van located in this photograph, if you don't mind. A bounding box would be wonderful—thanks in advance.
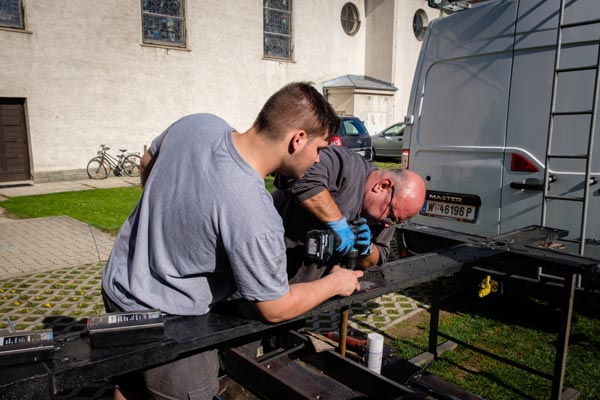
[403,0,600,257]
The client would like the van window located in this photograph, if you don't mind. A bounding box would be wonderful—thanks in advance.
[418,55,511,147]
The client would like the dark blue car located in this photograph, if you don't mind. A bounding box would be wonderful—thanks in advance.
[328,116,372,161]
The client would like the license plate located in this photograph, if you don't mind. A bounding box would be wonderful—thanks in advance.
[421,200,476,222]
[356,150,365,156]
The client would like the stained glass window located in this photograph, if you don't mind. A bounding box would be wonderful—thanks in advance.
[142,0,186,47]
[264,0,292,60]
[0,0,23,29]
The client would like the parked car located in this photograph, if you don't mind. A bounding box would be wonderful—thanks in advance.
[371,122,404,160]
[329,115,372,160]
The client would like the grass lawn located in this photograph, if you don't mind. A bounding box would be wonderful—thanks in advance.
[388,283,600,399]
[373,159,402,169]
[1,187,143,234]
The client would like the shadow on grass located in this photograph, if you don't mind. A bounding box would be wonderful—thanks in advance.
[437,357,544,400]
[437,272,599,334]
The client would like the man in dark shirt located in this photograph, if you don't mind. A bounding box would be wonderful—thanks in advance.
[272,145,426,283]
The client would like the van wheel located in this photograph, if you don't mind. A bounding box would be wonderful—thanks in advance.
[372,149,377,161]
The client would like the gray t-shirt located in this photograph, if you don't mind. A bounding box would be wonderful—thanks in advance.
[272,146,395,283]
[102,113,289,315]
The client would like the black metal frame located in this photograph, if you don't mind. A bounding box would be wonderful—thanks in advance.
[1,224,597,399]
[399,223,598,400]
[222,330,418,399]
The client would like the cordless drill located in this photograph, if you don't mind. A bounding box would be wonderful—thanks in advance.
[305,219,370,267]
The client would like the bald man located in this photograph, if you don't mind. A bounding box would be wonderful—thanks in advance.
[272,145,426,283]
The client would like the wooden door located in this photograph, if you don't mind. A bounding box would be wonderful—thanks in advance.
[0,99,31,182]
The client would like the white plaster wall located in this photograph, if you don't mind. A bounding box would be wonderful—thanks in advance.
[362,0,440,131]
[392,1,440,123]
[326,88,393,135]
[353,92,394,135]
[364,0,395,83]
[327,90,355,116]
[0,0,366,174]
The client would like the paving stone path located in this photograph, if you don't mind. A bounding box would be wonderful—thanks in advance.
[0,216,113,280]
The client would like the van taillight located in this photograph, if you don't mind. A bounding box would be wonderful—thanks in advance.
[329,136,343,146]
[402,149,410,169]
[511,153,538,172]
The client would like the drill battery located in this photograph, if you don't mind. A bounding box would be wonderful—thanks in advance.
[87,310,165,348]
[305,229,337,262]
[0,329,54,366]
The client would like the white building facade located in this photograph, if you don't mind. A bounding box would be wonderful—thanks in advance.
[0,0,438,183]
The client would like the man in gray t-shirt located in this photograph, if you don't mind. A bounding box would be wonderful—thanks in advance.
[104,113,290,315]
[101,82,364,400]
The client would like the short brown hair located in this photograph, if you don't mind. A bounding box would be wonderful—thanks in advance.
[253,82,340,141]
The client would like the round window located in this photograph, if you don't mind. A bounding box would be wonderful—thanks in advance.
[341,3,361,36]
[413,9,429,41]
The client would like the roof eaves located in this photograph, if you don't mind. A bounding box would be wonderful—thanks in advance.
[323,74,397,91]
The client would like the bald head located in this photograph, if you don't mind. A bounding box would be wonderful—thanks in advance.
[390,169,427,221]
[362,169,426,226]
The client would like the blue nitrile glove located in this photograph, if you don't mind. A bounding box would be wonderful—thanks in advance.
[353,218,372,256]
[325,217,354,255]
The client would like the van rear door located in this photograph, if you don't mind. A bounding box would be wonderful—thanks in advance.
[407,1,518,235]
[498,1,556,234]
[500,0,600,255]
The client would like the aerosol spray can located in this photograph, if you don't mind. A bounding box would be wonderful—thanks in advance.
[367,332,384,373]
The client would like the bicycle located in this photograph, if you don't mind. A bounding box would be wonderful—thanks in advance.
[86,144,142,179]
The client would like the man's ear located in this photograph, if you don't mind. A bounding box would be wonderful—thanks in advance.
[372,178,393,193]
[287,129,307,154]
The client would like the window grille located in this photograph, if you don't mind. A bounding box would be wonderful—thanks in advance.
[263,0,292,60]
[0,0,23,29]
[141,0,186,47]
[341,3,360,36]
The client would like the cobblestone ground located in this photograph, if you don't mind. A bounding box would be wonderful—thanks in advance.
[0,216,113,280]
